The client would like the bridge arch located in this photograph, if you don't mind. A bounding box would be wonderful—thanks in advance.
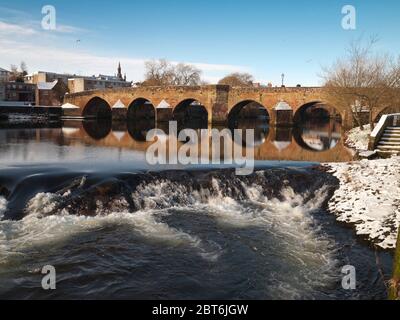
[293,101,342,123]
[228,100,270,125]
[82,97,112,119]
[128,98,155,121]
[173,98,208,127]
[374,105,400,123]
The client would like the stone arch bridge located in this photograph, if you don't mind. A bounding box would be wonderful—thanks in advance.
[64,85,354,127]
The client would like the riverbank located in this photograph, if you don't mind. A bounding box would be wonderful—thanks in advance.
[0,106,62,120]
[345,124,372,152]
[324,125,400,250]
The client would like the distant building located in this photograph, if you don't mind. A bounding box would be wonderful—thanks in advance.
[0,67,11,83]
[24,71,80,86]
[0,83,5,101]
[36,80,69,106]
[0,82,35,104]
[25,63,131,94]
[68,74,130,93]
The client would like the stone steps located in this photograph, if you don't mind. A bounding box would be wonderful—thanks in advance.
[376,127,400,154]
[377,145,400,151]
[378,141,400,146]
[383,133,400,138]
[377,150,400,157]
[381,137,400,142]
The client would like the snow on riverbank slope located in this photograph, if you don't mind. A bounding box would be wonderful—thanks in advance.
[324,156,400,249]
[346,125,371,152]
[0,197,7,220]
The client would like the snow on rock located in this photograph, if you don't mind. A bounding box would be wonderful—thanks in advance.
[0,197,7,220]
[324,156,400,249]
[346,125,371,152]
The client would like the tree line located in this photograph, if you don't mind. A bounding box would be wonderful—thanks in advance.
[139,59,255,88]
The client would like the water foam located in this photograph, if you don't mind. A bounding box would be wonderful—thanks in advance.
[127,175,339,298]
[0,197,6,220]
[1,170,339,298]
[0,191,220,266]
[202,180,338,299]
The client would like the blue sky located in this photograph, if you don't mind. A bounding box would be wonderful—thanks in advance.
[0,0,399,85]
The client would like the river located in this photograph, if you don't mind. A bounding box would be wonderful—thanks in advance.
[0,118,392,299]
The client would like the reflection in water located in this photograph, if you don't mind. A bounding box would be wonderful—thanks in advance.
[0,118,353,165]
[227,103,270,148]
[127,119,155,142]
[228,119,270,148]
[271,127,292,152]
[83,119,112,140]
[293,119,342,152]
[177,118,208,131]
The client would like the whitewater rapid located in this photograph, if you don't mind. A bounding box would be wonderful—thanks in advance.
[0,169,342,299]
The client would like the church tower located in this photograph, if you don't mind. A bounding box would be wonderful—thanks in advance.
[117,62,123,81]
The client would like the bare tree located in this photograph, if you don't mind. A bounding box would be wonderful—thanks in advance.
[143,59,173,86]
[9,62,28,82]
[322,38,400,129]
[20,61,28,76]
[218,72,254,87]
[142,59,202,86]
[173,63,201,86]
[9,64,19,82]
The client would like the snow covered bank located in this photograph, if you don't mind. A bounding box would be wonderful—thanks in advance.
[324,156,400,249]
[346,125,371,152]
[0,197,7,220]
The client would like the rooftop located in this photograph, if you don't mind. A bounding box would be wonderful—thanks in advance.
[37,80,58,90]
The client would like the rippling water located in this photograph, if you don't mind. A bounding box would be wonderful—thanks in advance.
[0,121,392,300]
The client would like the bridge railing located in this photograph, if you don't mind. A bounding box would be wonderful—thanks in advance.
[369,113,400,150]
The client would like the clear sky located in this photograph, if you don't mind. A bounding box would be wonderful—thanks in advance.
[0,0,399,86]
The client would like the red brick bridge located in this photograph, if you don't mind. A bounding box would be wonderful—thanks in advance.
[64,85,356,127]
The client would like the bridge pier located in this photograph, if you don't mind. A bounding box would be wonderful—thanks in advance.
[156,107,173,123]
[112,106,127,121]
[270,126,293,150]
[272,101,293,127]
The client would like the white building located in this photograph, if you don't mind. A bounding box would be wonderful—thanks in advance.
[24,63,131,94]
